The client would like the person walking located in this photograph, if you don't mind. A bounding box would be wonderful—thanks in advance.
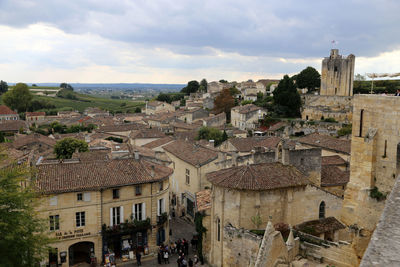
[157,247,163,264]
[164,250,170,264]
[188,258,193,267]
[135,250,142,266]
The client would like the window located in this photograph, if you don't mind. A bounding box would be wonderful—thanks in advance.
[158,198,164,216]
[185,169,190,185]
[76,212,85,227]
[359,109,364,137]
[49,196,57,206]
[111,206,123,226]
[159,181,163,191]
[384,140,387,157]
[83,192,91,202]
[77,193,83,201]
[217,218,221,241]
[133,203,145,221]
[113,189,120,199]
[49,215,59,231]
[135,185,142,196]
[319,201,326,219]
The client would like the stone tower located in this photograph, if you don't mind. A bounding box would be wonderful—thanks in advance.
[320,49,355,96]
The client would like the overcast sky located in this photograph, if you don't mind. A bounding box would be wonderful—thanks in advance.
[0,0,399,83]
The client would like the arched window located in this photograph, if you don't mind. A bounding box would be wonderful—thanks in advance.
[217,218,221,241]
[319,201,326,219]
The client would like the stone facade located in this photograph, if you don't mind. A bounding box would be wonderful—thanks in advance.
[301,95,353,123]
[341,95,400,259]
[320,49,355,97]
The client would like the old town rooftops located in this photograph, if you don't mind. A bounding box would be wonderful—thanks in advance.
[36,158,172,194]
[231,104,263,114]
[321,165,350,187]
[321,155,347,166]
[228,136,281,152]
[206,162,308,191]
[294,217,345,236]
[0,105,17,115]
[163,140,218,167]
[297,133,351,154]
[196,189,211,212]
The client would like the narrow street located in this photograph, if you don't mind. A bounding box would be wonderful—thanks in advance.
[117,217,208,267]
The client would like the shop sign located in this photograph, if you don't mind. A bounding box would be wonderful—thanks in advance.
[55,229,91,240]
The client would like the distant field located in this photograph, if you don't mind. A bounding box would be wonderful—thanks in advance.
[33,94,145,113]
[9,86,60,90]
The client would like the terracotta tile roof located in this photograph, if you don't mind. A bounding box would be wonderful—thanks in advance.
[26,112,46,117]
[163,140,218,166]
[231,104,262,114]
[228,136,281,152]
[129,128,165,139]
[147,101,168,107]
[0,120,27,132]
[321,155,347,166]
[297,133,351,154]
[321,165,350,186]
[196,189,211,211]
[72,150,110,162]
[143,136,174,149]
[12,133,56,149]
[207,162,308,191]
[174,130,198,142]
[267,122,287,131]
[294,217,345,236]
[171,121,202,131]
[98,123,142,132]
[36,158,172,194]
[0,105,17,115]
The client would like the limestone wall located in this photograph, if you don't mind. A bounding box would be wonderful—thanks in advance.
[301,95,353,123]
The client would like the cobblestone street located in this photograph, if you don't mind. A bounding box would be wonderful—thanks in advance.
[118,217,208,267]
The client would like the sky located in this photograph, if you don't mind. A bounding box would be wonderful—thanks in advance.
[0,0,399,84]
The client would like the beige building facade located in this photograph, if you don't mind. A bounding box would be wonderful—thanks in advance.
[36,158,172,266]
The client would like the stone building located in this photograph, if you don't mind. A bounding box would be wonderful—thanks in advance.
[0,105,19,121]
[231,104,267,130]
[145,101,175,115]
[320,49,355,97]
[163,140,218,220]
[301,49,355,123]
[341,94,400,259]
[35,157,172,266]
[26,111,46,122]
[205,161,343,266]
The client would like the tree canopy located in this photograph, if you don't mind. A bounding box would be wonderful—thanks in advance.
[0,151,51,266]
[60,83,74,91]
[273,75,301,117]
[156,93,185,103]
[296,66,320,91]
[199,78,208,92]
[54,137,89,159]
[181,80,200,95]
[213,88,235,122]
[0,80,8,94]
[2,83,33,113]
[196,126,227,146]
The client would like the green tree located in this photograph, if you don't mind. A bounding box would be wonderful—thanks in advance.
[54,138,88,159]
[229,86,240,96]
[59,83,74,91]
[273,75,301,117]
[355,74,366,81]
[0,152,51,266]
[134,107,142,113]
[181,80,200,95]
[2,83,33,113]
[219,79,228,83]
[197,127,224,146]
[0,80,8,94]
[199,78,208,92]
[296,66,321,92]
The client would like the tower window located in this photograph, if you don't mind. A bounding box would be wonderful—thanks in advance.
[359,109,364,137]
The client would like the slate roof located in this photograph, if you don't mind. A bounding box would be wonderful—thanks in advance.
[143,136,174,149]
[0,105,17,115]
[321,165,350,186]
[207,162,308,191]
[228,136,281,152]
[321,155,347,166]
[196,189,211,212]
[163,140,218,166]
[294,217,345,235]
[36,158,172,194]
[297,133,351,154]
[231,104,262,114]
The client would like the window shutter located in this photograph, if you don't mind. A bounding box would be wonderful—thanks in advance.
[142,203,146,220]
[162,198,165,214]
[50,196,57,206]
[83,192,91,202]
[110,207,113,226]
[157,200,160,216]
[132,204,136,221]
[120,206,124,223]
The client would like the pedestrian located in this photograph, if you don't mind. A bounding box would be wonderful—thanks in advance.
[396,89,400,96]
[164,250,170,264]
[184,239,189,255]
[193,255,199,266]
[177,255,182,267]
[181,257,188,267]
[136,250,142,266]
[188,258,193,267]
[157,247,163,264]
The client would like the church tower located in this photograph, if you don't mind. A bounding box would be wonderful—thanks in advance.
[320,49,355,96]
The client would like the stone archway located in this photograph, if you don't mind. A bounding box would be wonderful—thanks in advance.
[68,241,94,266]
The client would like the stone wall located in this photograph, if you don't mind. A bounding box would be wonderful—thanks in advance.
[301,95,353,123]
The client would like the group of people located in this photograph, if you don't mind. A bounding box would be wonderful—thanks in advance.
[157,244,170,264]
[154,239,200,266]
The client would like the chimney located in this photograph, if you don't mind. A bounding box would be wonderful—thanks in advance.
[150,165,155,177]
[134,151,140,160]
[209,140,215,147]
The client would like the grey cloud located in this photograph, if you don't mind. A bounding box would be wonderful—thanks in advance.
[0,0,399,59]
